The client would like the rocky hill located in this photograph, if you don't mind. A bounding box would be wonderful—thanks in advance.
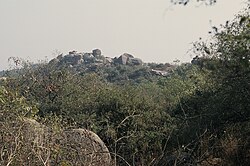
[49,49,143,67]
[1,49,178,82]
[45,49,177,83]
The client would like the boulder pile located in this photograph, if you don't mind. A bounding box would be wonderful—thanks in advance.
[49,49,143,67]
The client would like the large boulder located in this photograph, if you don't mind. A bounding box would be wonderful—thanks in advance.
[115,53,134,65]
[0,118,51,166]
[114,53,142,65]
[92,49,102,57]
[117,54,128,64]
[1,118,111,166]
[83,53,95,63]
[22,118,48,144]
[56,128,111,166]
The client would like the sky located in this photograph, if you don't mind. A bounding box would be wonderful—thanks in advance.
[0,0,248,70]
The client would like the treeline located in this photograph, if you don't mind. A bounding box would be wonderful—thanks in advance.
[1,6,249,166]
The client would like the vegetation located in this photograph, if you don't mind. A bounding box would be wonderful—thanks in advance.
[0,4,249,166]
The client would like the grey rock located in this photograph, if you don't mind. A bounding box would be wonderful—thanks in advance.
[56,53,63,60]
[92,49,102,57]
[117,54,129,64]
[83,53,92,59]
[130,58,143,65]
[83,53,95,63]
[1,118,52,166]
[123,53,134,59]
[115,53,134,65]
[4,118,111,166]
[114,53,142,65]
[49,57,60,65]
[105,57,113,63]
[58,128,111,166]
[62,54,83,65]
[69,50,77,55]
[151,69,169,76]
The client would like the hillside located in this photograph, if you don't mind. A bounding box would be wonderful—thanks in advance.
[1,49,178,85]
[47,49,177,83]
[0,10,250,165]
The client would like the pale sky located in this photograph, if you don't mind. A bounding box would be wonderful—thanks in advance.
[0,0,248,70]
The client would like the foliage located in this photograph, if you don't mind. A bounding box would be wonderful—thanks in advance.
[169,6,250,165]
[93,83,174,165]
[0,86,42,165]
[0,4,249,165]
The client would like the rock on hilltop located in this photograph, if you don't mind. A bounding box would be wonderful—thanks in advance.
[49,49,143,67]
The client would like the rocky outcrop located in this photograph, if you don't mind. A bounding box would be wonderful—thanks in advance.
[49,49,143,67]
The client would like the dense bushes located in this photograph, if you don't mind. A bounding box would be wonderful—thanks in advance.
[1,5,249,166]
[168,7,250,165]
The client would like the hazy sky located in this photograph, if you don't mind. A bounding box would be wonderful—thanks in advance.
[0,0,248,70]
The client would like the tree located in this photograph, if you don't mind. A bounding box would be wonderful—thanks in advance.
[169,5,250,165]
